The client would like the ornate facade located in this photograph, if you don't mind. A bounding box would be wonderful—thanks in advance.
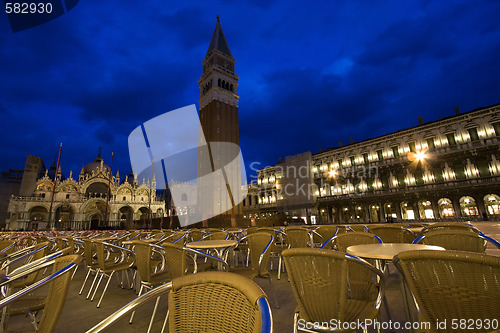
[6,153,165,230]
[243,104,500,224]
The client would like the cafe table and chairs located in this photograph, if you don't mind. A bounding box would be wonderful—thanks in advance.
[346,243,445,331]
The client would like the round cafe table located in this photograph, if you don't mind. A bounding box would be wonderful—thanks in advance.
[346,243,444,260]
[346,243,445,332]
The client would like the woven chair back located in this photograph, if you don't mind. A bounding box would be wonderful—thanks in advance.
[207,231,228,240]
[334,232,380,251]
[418,230,486,252]
[285,227,310,248]
[168,271,267,333]
[162,242,187,280]
[247,233,273,274]
[16,241,50,287]
[369,225,414,243]
[394,250,500,331]
[82,238,94,264]
[37,254,82,333]
[315,225,338,242]
[283,247,380,323]
[426,222,474,233]
[347,225,366,232]
[0,240,15,254]
[189,230,206,242]
[131,241,154,282]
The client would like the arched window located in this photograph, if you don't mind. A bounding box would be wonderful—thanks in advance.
[181,193,188,201]
[218,78,221,87]
[230,84,233,92]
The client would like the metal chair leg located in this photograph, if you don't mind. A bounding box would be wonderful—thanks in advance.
[266,275,279,309]
[87,270,100,299]
[147,296,161,333]
[160,309,170,333]
[129,284,144,323]
[90,273,105,302]
[96,271,114,308]
[79,268,92,295]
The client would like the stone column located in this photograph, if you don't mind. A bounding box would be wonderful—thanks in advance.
[412,202,421,220]
[395,201,403,221]
[430,199,440,220]
[452,197,462,219]
[364,205,371,224]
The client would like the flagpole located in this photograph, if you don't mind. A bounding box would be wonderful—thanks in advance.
[104,152,114,228]
[48,143,62,230]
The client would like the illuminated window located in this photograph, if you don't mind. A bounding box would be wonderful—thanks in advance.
[376,149,383,160]
[362,153,369,163]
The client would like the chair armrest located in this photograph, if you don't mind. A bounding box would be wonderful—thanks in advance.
[257,296,273,333]
[345,253,385,311]
[184,248,229,272]
[86,282,173,333]
[101,242,136,267]
[0,259,79,309]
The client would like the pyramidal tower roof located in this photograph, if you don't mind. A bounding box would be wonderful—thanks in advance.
[205,15,233,58]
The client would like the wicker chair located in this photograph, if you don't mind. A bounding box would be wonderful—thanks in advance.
[413,230,500,253]
[0,240,16,256]
[128,241,170,332]
[347,225,368,232]
[393,250,500,332]
[323,232,383,301]
[188,230,207,242]
[0,254,82,333]
[231,233,279,309]
[79,238,100,295]
[86,271,272,333]
[206,231,230,240]
[424,221,480,233]
[277,227,312,280]
[10,242,50,289]
[368,225,416,243]
[282,247,384,333]
[313,225,339,247]
[88,241,135,308]
[321,231,382,250]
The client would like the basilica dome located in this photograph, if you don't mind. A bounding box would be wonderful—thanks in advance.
[82,151,110,176]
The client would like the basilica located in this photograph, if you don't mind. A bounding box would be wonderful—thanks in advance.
[6,152,165,230]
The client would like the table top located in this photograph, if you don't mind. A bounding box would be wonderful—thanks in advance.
[346,243,445,260]
[185,240,237,250]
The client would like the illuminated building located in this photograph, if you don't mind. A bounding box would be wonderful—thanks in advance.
[6,152,165,230]
[244,104,500,223]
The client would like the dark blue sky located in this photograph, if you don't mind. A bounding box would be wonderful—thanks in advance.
[1,0,499,184]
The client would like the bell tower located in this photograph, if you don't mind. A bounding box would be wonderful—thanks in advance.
[197,16,242,218]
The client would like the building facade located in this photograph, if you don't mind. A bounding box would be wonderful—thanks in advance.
[243,104,500,224]
[6,152,165,230]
